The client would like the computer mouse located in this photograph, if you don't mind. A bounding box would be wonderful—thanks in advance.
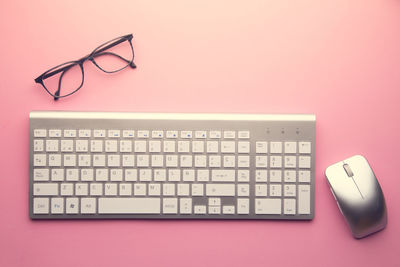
[325,155,387,239]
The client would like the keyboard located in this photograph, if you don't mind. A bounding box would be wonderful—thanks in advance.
[29,111,316,219]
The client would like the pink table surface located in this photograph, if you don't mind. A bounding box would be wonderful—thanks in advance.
[1,0,400,266]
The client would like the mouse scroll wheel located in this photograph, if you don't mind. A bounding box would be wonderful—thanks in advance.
[343,163,354,177]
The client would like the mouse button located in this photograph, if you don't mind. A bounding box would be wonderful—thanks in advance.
[343,164,354,177]
[351,162,377,199]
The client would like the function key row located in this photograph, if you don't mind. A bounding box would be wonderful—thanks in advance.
[256,141,311,154]
[34,129,251,139]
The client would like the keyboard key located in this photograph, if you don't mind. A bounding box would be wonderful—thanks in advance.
[149,141,161,153]
[284,184,296,197]
[119,183,132,196]
[49,129,61,138]
[284,170,296,183]
[299,156,311,168]
[255,170,268,182]
[192,141,204,153]
[178,141,190,153]
[90,140,103,152]
[64,129,76,138]
[120,140,133,152]
[270,170,282,182]
[237,170,249,182]
[177,184,189,196]
[238,142,250,153]
[137,155,149,167]
[209,206,221,214]
[180,131,192,139]
[223,131,235,139]
[180,198,192,214]
[76,140,88,152]
[299,142,311,154]
[122,130,135,138]
[238,131,250,139]
[209,131,221,139]
[270,156,282,168]
[221,141,235,153]
[135,141,147,152]
[237,156,249,167]
[33,198,49,214]
[134,183,147,196]
[256,142,267,153]
[284,142,297,154]
[90,183,103,196]
[137,130,149,138]
[255,199,281,214]
[105,183,117,196]
[270,142,282,153]
[66,198,79,214]
[149,183,161,196]
[33,183,58,196]
[299,170,311,183]
[237,198,249,214]
[33,169,49,181]
[197,170,209,182]
[270,184,282,197]
[152,130,164,138]
[195,131,207,139]
[75,183,89,196]
[237,184,249,196]
[163,198,178,214]
[163,183,175,196]
[212,170,235,182]
[166,131,178,138]
[93,129,106,138]
[223,155,235,167]
[255,184,267,196]
[81,198,96,214]
[255,156,268,168]
[284,156,296,168]
[207,141,218,153]
[284,199,296,215]
[79,129,91,138]
[46,140,59,152]
[51,168,64,181]
[192,184,204,196]
[209,155,221,168]
[33,140,44,152]
[206,184,235,196]
[163,141,176,153]
[194,205,206,214]
[298,185,311,214]
[34,129,46,137]
[61,183,74,196]
[51,198,64,214]
[99,198,161,214]
[223,205,235,214]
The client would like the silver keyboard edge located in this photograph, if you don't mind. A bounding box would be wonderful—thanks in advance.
[30,111,316,122]
[29,111,315,220]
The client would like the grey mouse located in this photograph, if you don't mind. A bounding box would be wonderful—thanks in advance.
[325,155,387,238]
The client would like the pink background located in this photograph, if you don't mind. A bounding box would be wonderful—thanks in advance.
[1,0,400,266]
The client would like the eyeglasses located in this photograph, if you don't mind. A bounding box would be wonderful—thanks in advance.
[35,34,136,101]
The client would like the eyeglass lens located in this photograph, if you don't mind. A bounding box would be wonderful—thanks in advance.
[92,38,133,73]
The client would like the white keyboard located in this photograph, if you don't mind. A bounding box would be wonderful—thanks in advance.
[29,111,315,219]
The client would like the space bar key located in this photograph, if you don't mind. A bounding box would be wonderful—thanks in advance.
[99,198,161,214]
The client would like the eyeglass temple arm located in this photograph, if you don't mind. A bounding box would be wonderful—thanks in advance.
[93,36,131,56]
[39,64,75,81]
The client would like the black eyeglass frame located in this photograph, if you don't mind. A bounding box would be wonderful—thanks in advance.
[34,34,136,100]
